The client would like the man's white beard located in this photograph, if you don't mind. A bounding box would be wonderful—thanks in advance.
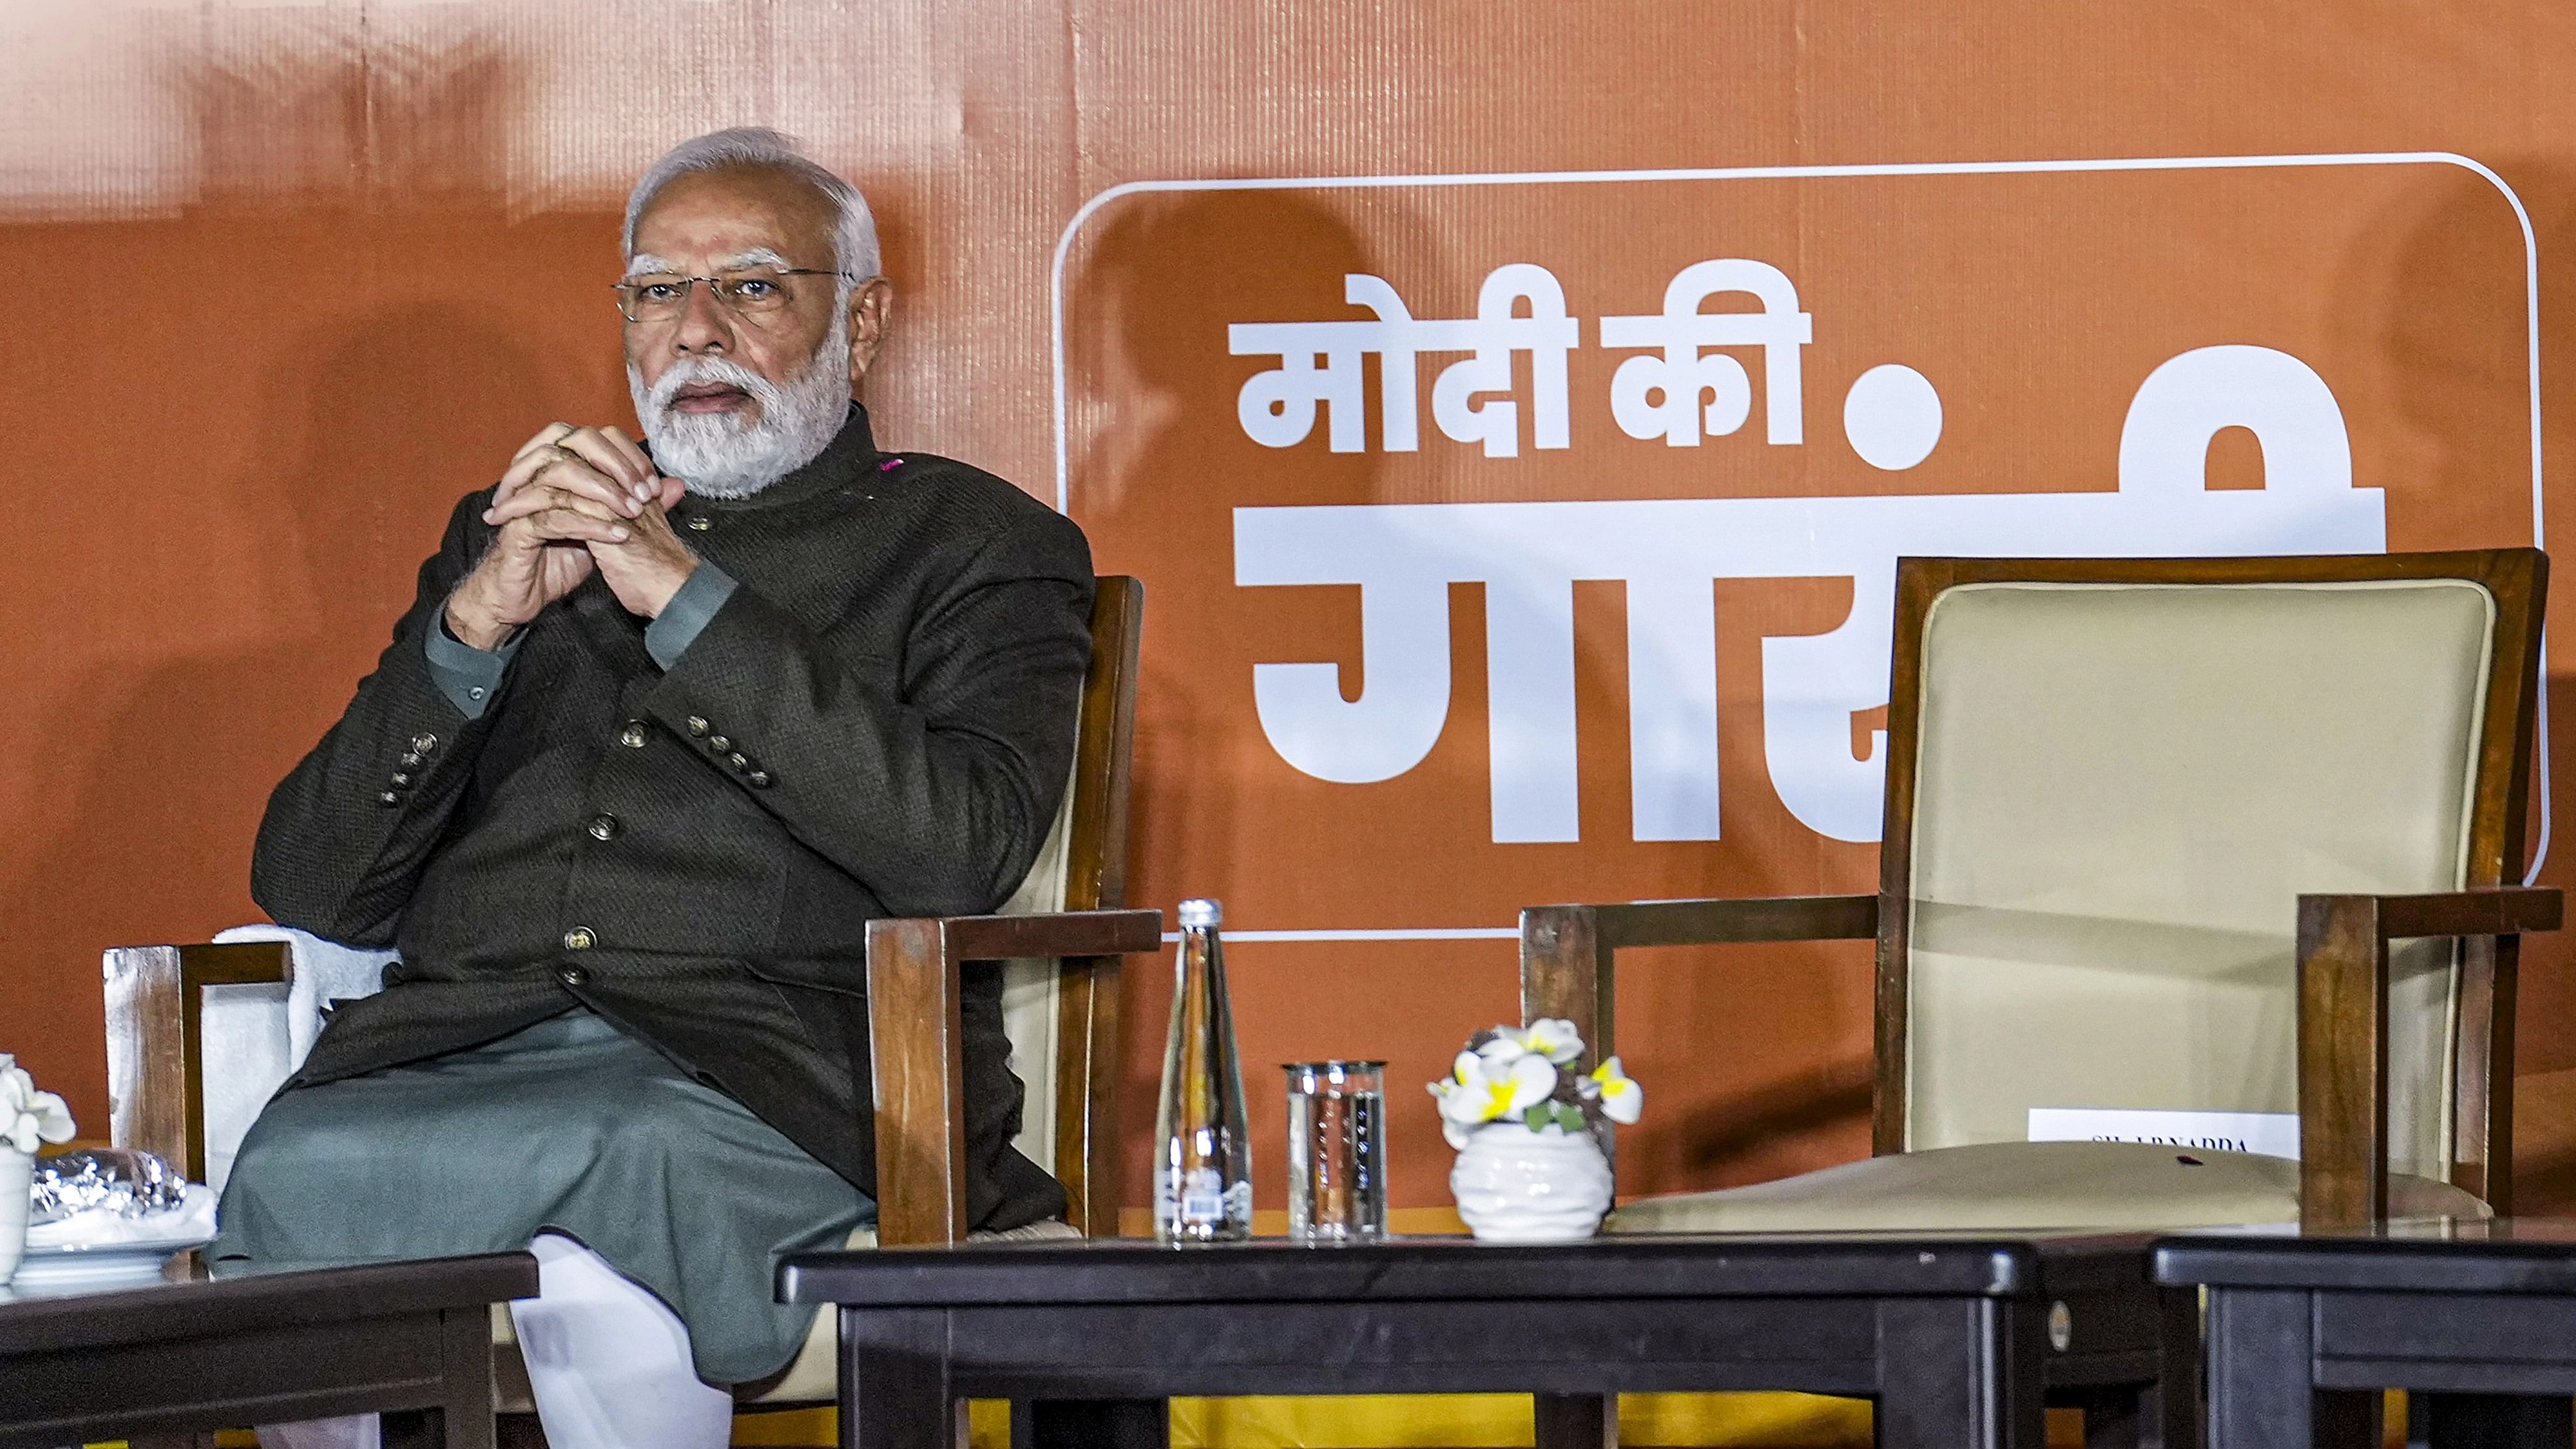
[630,312,851,500]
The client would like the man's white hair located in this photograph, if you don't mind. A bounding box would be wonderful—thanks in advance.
[623,127,881,279]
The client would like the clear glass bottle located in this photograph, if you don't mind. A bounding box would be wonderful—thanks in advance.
[1153,897,1253,1244]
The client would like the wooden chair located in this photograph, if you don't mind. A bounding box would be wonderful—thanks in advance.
[1524,551,2560,1234]
[102,574,1158,1412]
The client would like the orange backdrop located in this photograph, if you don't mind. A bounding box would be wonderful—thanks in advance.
[10,1,2576,1219]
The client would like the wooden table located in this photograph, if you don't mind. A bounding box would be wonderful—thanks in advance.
[0,1251,535,1449]
[780,1233,2197,1449]
[2155,1220,2576,1448]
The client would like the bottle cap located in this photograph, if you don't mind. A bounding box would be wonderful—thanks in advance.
[1176,898,1222,929]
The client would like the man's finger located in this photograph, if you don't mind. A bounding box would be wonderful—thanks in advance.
[512,421,575,462]
[597,425,656,486]
[511,506,631,545]
[496,440,578,501]
[558,428,651,490]
[486,479,629,529]
[537,450,645,514]
[490,453,636,519]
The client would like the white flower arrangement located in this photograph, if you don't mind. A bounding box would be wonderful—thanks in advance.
[0,1053,76,1156]
[1427,1019,1641,1150]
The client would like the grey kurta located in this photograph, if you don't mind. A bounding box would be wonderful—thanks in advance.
[209,1008,872,1384]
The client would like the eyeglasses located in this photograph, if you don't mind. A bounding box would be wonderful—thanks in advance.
[610,269,851,324]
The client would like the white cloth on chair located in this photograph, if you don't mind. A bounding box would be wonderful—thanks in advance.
[213,923,394,1068]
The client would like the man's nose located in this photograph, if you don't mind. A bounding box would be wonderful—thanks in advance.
[673,279,733,354]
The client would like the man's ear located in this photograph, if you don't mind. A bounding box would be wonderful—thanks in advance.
[845,277,894,391]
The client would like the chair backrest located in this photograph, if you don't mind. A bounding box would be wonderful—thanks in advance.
[992,574,1142,1235]
[1876,552,2542,1204]
[108,575,1145,1231]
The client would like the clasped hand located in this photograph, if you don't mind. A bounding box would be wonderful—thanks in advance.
[445,422,699,650]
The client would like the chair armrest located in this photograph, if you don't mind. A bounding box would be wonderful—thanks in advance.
[2297,887,2563,1226]
[930,908,1163,961]
[865,908,1164,1247]
[2305,886,2562,940]
[1520,895,1878,1069]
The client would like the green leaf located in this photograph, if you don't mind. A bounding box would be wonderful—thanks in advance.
[1523,1103,1554,1131]
[1555,1101,1586,1133]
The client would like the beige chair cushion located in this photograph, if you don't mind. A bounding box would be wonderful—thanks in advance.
[997,756,1082,1176]
[1905,580,2495,1180]
[1604,1141,2488,1236]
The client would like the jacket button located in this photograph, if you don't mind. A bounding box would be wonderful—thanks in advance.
[707,735,730,752]
[728,752,751,772]
[685,515,713,532]
[618,722,648,749]
[587,813,622,842]
[685,716,709,738]
[747,770,771,788]
[562,926,596,951]
[375,790,401,807]
[411,733,439,754]
[399,751,424,768]
[557,964,590,988]
[389,771,413,788]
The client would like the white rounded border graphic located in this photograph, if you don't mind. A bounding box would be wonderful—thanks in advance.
[1050,151,2551,921]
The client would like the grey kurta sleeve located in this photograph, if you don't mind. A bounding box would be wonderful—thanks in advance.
[422,615,521,718]
[643,560,739,669]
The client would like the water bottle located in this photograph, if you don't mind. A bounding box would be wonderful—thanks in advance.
[1153,897,1253,1244]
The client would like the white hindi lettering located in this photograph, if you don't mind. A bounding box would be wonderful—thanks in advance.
[1599,258,1811,447]
[1229,265,1578,457]
[1224,258,1822,456]
[1236,344,2382,844]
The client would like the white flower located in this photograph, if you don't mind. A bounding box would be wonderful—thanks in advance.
[1588,1056,1643,1126]
[1519,1018,1585,1066]
[1472,1030,1530,1066]
[1429,1049,1558,1149]
[0,1053,75,1155]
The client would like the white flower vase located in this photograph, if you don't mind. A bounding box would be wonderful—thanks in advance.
[1450,1122,1613,1242]
[0,1147,30,1283]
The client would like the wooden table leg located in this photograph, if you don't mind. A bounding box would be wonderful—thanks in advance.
[1873,1298,2047,1449]
[2204,1288,2378,1449]
[2080,1284,2204,1449]
[381,1407,442,1449]
[2156,1285,2206,1449]
[383,1305,497,1449]
[1022,1399,1170,1449]
[1533,1392,1616,1449]
[2080,1388,2150,1449]
[2418,1392,2574,1448]
[840,1307,960,1449]
[2080,1376,2198,1449]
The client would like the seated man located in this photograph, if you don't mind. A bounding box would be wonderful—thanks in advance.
[210,127,1093,1449]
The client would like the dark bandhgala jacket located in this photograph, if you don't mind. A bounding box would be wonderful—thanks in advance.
[252,406,1093,1230]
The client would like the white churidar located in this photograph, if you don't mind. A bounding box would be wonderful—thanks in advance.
[259,1232,733,1449]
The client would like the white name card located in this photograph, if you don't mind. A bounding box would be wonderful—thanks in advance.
[2026,1107,2300,1159]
